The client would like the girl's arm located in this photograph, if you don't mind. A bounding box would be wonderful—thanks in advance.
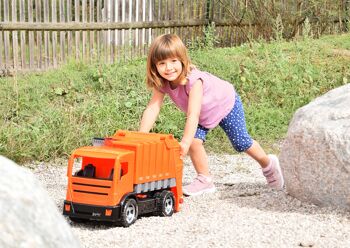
[181,79,203,155]
[139,88,165,132]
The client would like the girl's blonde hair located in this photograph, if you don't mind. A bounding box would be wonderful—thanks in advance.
[146,34,191,88]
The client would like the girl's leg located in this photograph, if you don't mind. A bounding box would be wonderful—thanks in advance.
[220,94,284,189]
[189,138,210,176]
[182,127,216,196]
[219,94,269,168]
[245,141,284,189]
[245,140,270,168]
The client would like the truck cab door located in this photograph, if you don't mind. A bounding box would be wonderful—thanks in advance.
[112,153,134,206]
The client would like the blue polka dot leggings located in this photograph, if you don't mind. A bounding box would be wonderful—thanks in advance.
[194,94,253,152]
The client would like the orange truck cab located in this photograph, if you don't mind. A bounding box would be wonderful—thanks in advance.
[63,130,183,227]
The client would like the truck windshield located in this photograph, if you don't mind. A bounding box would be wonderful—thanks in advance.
[72,156,116,180]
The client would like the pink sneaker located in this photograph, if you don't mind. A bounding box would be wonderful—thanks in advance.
[262,155,284,190]
[182,174,216,196]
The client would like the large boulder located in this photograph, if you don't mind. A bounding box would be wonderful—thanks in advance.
[0,156,80,248]
[280,84,350,210]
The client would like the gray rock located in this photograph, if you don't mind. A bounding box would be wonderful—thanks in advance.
[280,84,350,209]
[0,156,80,248]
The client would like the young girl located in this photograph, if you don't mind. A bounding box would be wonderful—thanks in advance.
[139,34,284,196]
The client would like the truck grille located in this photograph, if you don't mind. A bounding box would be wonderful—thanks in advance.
[70,177,112,204]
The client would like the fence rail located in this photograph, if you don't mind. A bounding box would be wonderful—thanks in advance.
[0,0,349,75]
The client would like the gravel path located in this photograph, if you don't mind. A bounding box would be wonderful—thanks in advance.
[33,155,350,248]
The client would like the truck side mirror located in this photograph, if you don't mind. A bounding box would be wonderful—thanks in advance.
[109,169,114,180]
[108,168,124,180]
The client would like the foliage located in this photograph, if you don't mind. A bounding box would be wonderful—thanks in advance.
[302,17,313,39]
[188,22,218,50]
[273,14,284,42]
[217,0,349,41]
[1,34,350,163]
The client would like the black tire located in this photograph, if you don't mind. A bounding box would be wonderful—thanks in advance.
[156,191,175,217]
[121,198,138,227]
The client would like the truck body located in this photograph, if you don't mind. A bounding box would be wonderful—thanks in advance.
[63,130,183,227]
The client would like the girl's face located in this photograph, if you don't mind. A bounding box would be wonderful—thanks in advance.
[156,57,183,83]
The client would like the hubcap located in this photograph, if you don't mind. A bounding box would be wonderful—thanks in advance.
[126,204,136,223]
[164,197,173,214]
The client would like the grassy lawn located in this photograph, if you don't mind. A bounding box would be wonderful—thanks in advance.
[1,33,349,163]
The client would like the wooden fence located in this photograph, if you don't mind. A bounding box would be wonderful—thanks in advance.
[0,0,349,75]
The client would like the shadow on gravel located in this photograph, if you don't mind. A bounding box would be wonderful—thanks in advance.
[64,217,116,230]
[217,182,350,218]
[64,214,158,230]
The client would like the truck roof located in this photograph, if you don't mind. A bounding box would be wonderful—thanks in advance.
[71,130,180,160]
[110,130,180,149]
[72,146,133,159]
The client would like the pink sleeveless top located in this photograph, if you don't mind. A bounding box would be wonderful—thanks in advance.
[160,68,235,128]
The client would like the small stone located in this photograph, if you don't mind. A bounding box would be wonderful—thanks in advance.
[299,241,315,247]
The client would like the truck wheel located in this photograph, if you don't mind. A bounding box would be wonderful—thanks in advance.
[156,191,175,217]
[121,198,138,227]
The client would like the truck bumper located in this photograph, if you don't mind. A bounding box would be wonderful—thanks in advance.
[63,201,121,222]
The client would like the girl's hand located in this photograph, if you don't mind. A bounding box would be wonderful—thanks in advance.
[179,141,190,159]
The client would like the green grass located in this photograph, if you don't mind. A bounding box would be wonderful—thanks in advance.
[1,34,349,163]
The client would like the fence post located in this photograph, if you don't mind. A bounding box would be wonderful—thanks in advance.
[346,0,350,32]
[205,0,213,25]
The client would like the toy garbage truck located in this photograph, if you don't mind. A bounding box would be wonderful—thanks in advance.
[63,130,183,227]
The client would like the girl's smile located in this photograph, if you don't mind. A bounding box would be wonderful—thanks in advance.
[156,57,183,83]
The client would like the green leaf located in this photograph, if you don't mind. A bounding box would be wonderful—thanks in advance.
[124,102,133,108]
[54,87,68,96]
